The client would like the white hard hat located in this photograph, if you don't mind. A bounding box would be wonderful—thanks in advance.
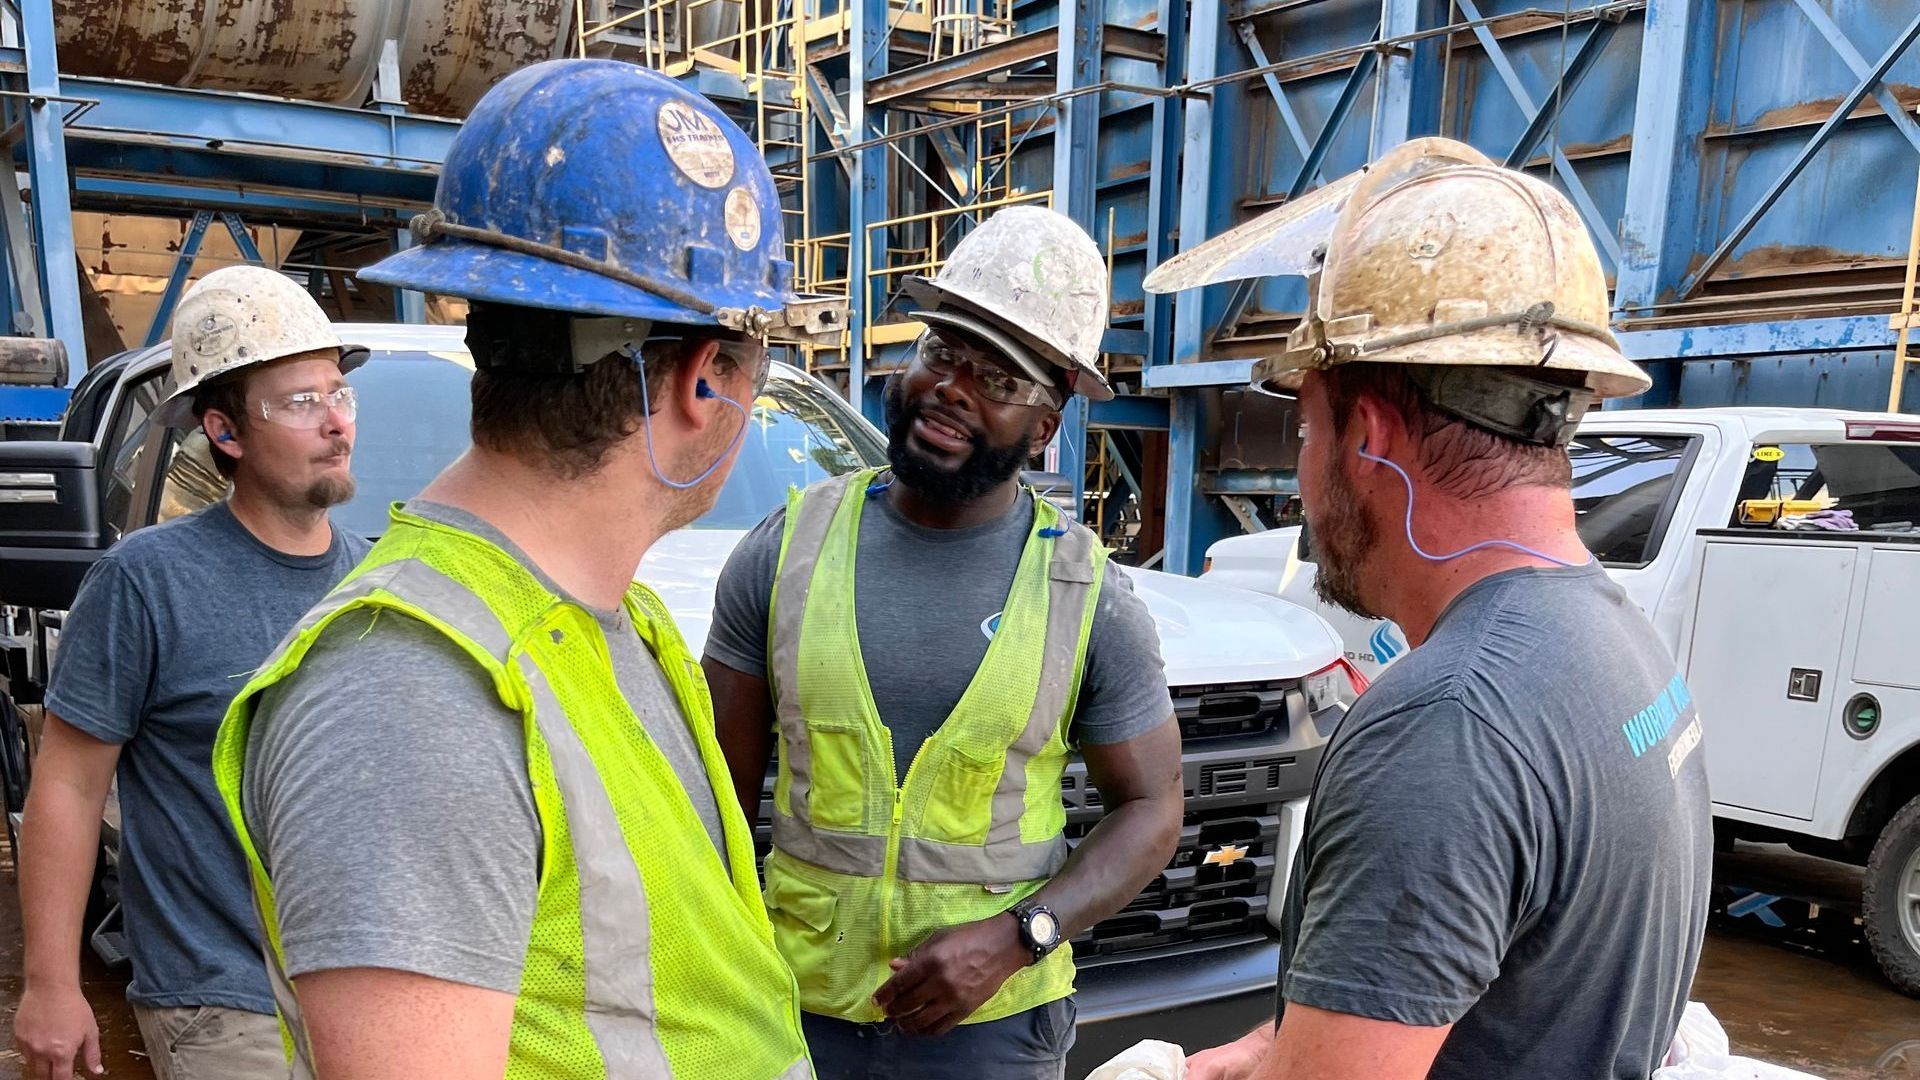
[153,265,368,428]
[902,205,1115,402]
[1144,138,1651,407]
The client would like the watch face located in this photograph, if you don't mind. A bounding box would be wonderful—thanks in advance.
[1030,909,1060,946]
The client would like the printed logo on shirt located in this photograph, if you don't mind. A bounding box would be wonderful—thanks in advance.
[981,612,1003,641]
[1620,673,1695,761]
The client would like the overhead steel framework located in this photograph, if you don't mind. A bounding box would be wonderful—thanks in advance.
[3,0,1918,577]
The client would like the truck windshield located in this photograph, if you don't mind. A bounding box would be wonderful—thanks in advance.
[158,350,890,539]
[1734,442,1920,534]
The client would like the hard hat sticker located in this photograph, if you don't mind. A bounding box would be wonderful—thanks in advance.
[657,101,736,189]
[725,187,762,251]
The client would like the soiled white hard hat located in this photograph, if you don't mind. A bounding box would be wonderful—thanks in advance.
[153,265,368,428]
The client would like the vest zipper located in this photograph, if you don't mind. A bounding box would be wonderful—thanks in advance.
[878,731,933,971]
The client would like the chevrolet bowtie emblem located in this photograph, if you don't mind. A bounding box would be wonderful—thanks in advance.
[1203,844,1249,867]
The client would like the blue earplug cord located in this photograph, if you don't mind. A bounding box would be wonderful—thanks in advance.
[630,348,750,491]
[1357,444,1584,569]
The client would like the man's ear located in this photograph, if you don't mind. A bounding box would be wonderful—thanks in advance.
[202,411,242,464]
[1350,393,1401,469]
[1027,408,1063,457]
[669,339,727,430]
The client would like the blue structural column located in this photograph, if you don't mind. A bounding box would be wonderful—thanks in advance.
[20,0,86,376]
[1140,0,1185,377]
[1612,0,1719,406]
[846,0,890,418]
[1371,0,1446,152]
[1163,0,1239,575]
[393,228,427,323]
[1053,0,1104,519]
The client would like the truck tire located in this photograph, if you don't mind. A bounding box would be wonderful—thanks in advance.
[1864,793,1920,997]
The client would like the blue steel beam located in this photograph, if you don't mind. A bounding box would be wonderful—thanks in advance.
[1166,0,1229,575]
[1451,0,1622,269]
[1234,22,1316,170]
[846,0,890,416]
[1617,316,1895,361]
[218,212,263,264]
[392,228,427,324]
[21,0,85,373]
[71,175,418,223]
[1087,394,1170,430]
[1672,11,1920,302]
[1502,17,1622,169]
[1054,0,1105,519]
[58,76,458,177]
[1788,0,1920,158]
[145,211,213,348]
[1613,0,1717,313]
[1141,0,1186,373]
[1372,0,1446,149]
[1216,28,1380,344]
[1144,359,1255,388]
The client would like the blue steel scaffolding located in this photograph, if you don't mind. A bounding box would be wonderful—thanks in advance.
[3,0,1918,576]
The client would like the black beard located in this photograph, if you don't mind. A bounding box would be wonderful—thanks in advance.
[883,377,1034,504]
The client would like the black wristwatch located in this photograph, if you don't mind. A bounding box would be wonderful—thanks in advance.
[1009,901,1063,965]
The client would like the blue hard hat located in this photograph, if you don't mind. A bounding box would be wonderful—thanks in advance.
[361,59,808,332]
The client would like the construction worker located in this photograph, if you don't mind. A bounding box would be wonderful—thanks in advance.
[705,205,1184,1080]
[210,59,839,1080]
[13,265,369,1080]
[1146,139,1711,1080]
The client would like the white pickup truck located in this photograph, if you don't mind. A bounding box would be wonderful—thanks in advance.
[1201,407,1920,996]
[0,323,1348,1070]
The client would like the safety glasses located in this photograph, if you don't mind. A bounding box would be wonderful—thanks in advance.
[716,339,773,397]
[913,334,1055,407]
[255,386,357,429]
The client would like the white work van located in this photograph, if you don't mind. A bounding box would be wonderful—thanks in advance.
[1202,407,1920,997]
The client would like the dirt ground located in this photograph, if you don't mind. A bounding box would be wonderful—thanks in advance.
[0,843,1911,1079]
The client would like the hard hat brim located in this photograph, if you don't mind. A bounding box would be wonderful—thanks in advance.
[154,343,370,428]
[914,308,1116,404]
[904,278,1116,402]
[1253,328,1651,400]
[360,243,727,326]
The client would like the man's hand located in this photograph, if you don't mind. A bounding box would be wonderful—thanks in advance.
[13,982,104,1079]
[872,914,1029,1036]
[1184,1024,1273,1080]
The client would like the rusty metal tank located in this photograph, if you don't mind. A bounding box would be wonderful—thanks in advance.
[51,0,577,119]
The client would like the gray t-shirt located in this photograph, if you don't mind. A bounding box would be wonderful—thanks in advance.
[241,499,726,991]
[705,488,1173,779]
[1276,563,1712,1080]
[45,501,368,1013]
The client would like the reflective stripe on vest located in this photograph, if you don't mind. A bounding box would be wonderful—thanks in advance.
[762,470,1103,1025]
[214,514,814,1080]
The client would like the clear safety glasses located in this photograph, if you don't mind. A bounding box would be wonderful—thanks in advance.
[913,334,1055,407]
[256,386,358,429]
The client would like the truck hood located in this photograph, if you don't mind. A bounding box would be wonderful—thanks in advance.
[639,529,1342,685]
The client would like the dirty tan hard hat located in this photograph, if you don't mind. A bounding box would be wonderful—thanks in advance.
[902,205,1115,402]
[1143,138,1651,403]
[153,265,369,428]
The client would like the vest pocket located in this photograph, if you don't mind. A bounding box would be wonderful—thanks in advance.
[919,745,1005,845]
[765,859,844,1008]
[805,720,867,831]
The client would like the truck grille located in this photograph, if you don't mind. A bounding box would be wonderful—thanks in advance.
[1171,679,1295,741]
[1064,802,1281,957]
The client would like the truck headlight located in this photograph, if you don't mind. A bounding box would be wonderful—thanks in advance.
[1304,659,1366,711]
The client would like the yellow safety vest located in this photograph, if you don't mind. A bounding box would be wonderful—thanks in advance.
[763,469,1106,1025]
[213,506,812,1080]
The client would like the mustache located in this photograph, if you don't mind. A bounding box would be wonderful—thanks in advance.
[313,438,352,462]
[904,400,983,443]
